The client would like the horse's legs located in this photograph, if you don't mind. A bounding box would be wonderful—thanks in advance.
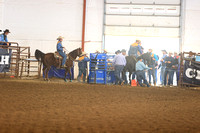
[64,68,68,82]
[46,67,51,81]
[68,68,72,82]
[129,72,132,85]
[122,71,127,84]
[43,66,47,81]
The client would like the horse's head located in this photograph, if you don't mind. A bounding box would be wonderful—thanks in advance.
[139,52,152,65]
[145,52,152,65]
[77,48,82,57]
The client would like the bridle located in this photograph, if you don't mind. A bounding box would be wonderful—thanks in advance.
[67,48,81,61]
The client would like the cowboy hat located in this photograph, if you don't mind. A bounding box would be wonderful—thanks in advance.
[4,29,10,33]
[103,49,108,53]
[161,50,167,54]
[81,51,87,56]
[121,49,126,53]
[57,36,64,40]
[95,50,100,53]
[115,50,121,54]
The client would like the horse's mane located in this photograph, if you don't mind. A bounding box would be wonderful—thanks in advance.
[138,52,152,65]
[138,52,151,59]
[68,48,80,56]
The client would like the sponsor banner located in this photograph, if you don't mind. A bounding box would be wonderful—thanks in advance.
[0,53,11,73]
[183,60,200,85]
[43,66,74,79]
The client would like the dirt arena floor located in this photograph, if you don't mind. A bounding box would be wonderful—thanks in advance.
[0,79,200,133]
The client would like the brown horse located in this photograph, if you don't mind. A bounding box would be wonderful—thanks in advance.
[35,48,82,82]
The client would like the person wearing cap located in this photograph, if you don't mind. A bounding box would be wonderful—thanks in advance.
[0,29,10,46]
[164,52,175,86]
[0,29,11,54]
[148,49,159,86]
[136,56,151,87]
[77,52,90,83]
[115,50,121,55]
[57,36,67,67]
[128,40,143,57]
[95,50,100,54]
[112,49,126,85]
[103,49,108,54]
[159,50,168,85]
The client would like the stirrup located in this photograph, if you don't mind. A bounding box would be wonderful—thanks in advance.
[61,65,67,68]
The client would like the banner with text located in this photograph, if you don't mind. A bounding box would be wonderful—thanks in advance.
[183,61,200,85]
[0,53,11,73]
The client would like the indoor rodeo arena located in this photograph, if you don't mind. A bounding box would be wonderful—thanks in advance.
[0,0,200,133]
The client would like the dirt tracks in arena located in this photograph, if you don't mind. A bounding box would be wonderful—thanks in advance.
[0,79,200,133]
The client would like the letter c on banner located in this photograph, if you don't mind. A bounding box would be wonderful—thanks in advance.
[185,68,195,78]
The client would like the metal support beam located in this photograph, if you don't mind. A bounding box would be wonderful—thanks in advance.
[179,0,186,52]
[81,0,86,51]
[105,24,180,29]
[105,13,180,18]
[102,0,106,51]
[105,3,181,6]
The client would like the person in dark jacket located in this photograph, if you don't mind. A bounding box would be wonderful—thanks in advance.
[164,52,175,86]
[171,52,180,86]
[77,52,90,83]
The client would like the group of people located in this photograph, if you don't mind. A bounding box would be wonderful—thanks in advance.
[1,31,180,86]
[112,39,180,87]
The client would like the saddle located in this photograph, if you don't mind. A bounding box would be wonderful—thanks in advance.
[54,52,63,60]
[54,52,64,68]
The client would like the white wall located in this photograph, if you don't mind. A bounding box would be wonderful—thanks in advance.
[0,0,4,27]
[0,0,104,77]
[2,0,83,54]
[84,0,104,53]
[1,0,104,55]
[1,0,199,55]
[183,0,200,52]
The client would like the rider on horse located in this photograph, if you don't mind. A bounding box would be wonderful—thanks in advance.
[128,39,143,57]
[57,36,67,68]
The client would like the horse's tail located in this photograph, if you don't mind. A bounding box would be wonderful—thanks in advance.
[35,49,45,63]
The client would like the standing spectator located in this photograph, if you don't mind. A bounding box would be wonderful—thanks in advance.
[159,50,168,85]
[186,51,195,61]
[155,54,159,84]
[115,50,121,55]
[136,56,151,87]
[113,49,126,85]
[103,49,108,54]
[0,29,10,45]
[128,40,143,57]
[77,52,90,83]
[0,29,11,54]
[148,49,158,86]
[171,52,180,86]
[164,52,175,86]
